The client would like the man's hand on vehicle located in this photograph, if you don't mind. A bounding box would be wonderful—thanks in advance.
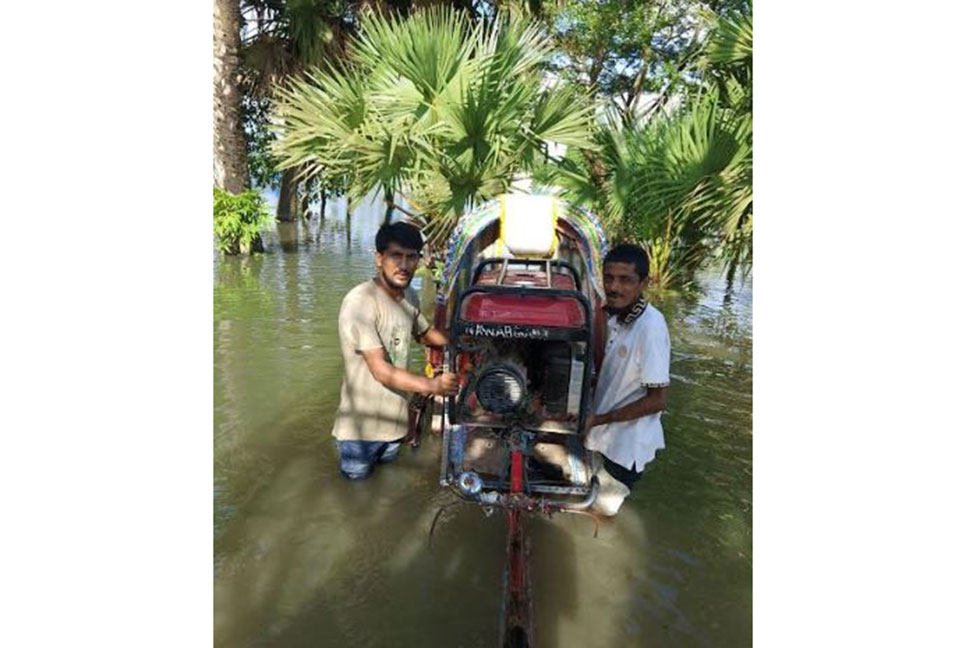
[433,373,459,396]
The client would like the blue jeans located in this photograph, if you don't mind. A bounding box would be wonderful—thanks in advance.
[337,439,403,480]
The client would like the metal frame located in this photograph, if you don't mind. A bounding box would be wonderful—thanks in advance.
[448,266,595,433]
[437,258,602,648]
[470,257,583,287]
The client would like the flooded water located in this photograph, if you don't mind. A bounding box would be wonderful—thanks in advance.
[214,198,752,647]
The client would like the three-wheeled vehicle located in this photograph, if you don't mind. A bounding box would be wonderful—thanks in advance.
[420,193,609,648]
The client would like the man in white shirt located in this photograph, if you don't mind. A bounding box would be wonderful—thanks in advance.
[584,244,671,515]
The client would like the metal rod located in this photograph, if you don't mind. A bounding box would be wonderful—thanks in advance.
[510,450,524,493]
[555,476,599,511]
[439,348,453,486]
[497,257,509,286]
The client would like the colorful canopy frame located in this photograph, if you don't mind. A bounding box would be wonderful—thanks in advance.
[436,194,609,307]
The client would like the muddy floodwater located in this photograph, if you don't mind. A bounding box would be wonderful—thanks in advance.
[214,198,752,648]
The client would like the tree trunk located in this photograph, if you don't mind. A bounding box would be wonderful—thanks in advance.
[622,47,651,124]
[213,0,249,195]
[724,203,752,304]
[276,168,299,222]
[300,179,312,220]
[346,196,352,244]
[723,255,738,306]
[384,189,394,224]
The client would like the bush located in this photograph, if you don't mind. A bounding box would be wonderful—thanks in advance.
[213,187,272,255]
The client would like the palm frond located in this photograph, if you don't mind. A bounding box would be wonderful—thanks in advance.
[706,7,753,70]
[273,6,595,244]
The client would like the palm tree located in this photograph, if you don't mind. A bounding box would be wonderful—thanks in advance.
[214,0,251,195]
[702,5,753,283]
[541,4,752,291]
[273,6,597,240]
[629,88,751,289]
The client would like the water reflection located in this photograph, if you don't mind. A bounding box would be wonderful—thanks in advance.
[214,199,752,647]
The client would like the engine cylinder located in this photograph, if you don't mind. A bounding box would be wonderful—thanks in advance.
[538,342,572,416]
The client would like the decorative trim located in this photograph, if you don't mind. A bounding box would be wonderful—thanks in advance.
[617,295,649,326]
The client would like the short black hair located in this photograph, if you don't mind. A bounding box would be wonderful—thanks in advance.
[376,221,424,253]
[603,243,649,281]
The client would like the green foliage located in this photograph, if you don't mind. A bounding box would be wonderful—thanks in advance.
[240,0,358,196]
[230,0,752,285]
[273,6,596,245]
[540,0,704,118]
[241,0,349,90]
[539,4,753,291]
[702,5,752,115]
[213,188,273,255]
[705,6,753,70]
[243,95,281,189]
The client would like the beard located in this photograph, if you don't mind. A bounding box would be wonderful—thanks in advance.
[604,295,634,315]
[381,267,413,290]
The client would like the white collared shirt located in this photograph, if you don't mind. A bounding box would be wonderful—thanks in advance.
[585,304,671,471]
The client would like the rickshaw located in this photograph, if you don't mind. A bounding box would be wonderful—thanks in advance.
[419,193,609,648]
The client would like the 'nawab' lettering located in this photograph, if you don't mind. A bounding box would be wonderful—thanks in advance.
[465,323,551,339]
